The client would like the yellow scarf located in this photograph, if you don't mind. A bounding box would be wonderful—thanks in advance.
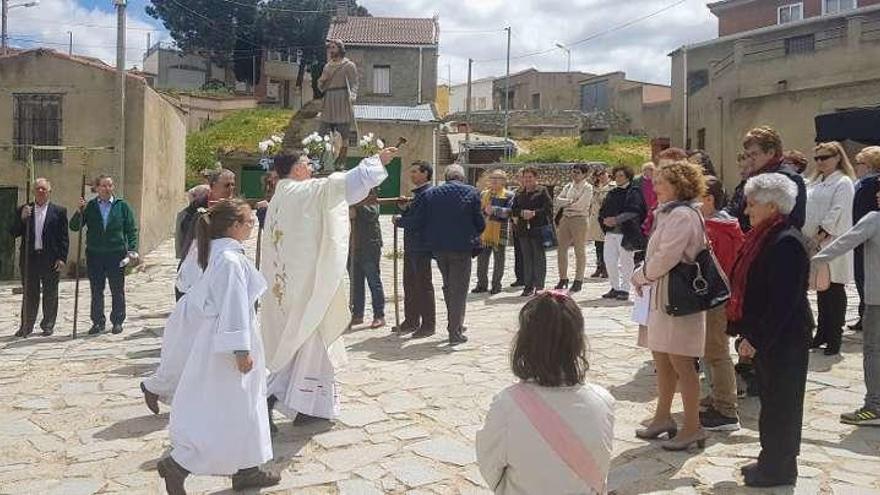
[480,189,506,247]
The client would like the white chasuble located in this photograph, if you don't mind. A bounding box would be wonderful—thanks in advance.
[261,156,387,419]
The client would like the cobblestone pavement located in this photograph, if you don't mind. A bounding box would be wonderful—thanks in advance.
[1,217,878,495]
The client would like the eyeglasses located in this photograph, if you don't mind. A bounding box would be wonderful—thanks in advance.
[814,155,836,162]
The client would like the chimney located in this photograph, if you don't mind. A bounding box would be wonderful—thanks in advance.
[336,1,348,23]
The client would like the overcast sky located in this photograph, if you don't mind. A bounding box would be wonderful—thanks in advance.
[8,0,718,85]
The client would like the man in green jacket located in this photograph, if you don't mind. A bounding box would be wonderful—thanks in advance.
[70,175,139,335]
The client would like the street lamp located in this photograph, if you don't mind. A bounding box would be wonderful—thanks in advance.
[555,43,571,72]
[2,0,40,55]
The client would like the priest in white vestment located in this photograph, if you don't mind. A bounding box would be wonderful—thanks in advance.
[261,147,396,427]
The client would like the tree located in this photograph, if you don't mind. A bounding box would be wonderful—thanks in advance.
[145,0,368,88]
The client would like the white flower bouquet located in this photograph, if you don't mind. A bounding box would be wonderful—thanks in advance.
[258,134,284,155]
[302,132,334,158]
[358,132,384,157]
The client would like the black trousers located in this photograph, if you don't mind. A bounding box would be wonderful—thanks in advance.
[519,236,546,289]
[402,251,435,330]
[815,282,847,349]
[755,342,808,477]
[855,245,866,319]
[435,251,471,336]
[19,251,60,332]
[594,241,606,270]
[87,251,127,327]
[512,231,524,283]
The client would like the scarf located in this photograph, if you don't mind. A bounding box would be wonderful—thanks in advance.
[480,189,507,247]
[726,213,788,322]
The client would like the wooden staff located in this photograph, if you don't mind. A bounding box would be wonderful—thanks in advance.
[20,149,35,336]
[72,170,87,339]
[393,220,400,329]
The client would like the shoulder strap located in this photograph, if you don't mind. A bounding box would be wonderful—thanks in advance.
[510,384,605,494]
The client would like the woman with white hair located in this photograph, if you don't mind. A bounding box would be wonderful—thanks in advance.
[803,141,856,355]
[727,173,812,488]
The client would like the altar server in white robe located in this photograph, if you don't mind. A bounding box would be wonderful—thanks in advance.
[261,147,396,430]
[140,247,205,414]
[158,199,280,495]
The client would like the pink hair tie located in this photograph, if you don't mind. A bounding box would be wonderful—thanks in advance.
[538,289,571,301]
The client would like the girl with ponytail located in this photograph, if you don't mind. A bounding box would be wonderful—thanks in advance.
[158,198,280,494]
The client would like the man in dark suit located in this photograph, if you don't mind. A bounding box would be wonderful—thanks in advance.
[10,178,69,337]
[398,164,485,345]
[393,162,435,336]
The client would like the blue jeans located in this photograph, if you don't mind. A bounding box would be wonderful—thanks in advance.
[87,251,127,326]
[350,254,385,319]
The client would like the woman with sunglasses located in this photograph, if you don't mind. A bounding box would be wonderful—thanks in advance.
[803,141,856,355]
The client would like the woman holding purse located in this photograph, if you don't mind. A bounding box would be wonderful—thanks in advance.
[630,161,709,452]
[803,141,856,355]
[511,167,553,297]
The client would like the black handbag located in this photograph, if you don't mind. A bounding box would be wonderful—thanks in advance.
[664,206,731,317]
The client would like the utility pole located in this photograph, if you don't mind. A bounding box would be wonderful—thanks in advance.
[466,58,472,144]
[2,0,8,56]
[146,32,150,52]
[4,1,41,57]
[504,26,511,160]
[114,0,127,196]
[555,43,571,72]
[67,31,72,55]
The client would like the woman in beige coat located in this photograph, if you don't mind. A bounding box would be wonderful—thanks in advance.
[631,161,708,452]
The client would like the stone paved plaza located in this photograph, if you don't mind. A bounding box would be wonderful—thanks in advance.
[1,218,878,495]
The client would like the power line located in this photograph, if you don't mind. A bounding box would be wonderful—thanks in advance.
[475,0,689,63]
[16,20,163,32]
[163,0,261,48]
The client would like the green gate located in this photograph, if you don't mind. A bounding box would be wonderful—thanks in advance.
[0,187,19,279]
[345,156,401,214]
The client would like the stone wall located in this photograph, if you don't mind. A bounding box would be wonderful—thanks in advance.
[347,46,438,106]
[445,110,583,138]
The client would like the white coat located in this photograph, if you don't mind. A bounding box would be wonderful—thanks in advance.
[476,382,615,495]
[804,170,855,284]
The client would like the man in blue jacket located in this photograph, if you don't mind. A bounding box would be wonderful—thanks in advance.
[398,164,485,345]
[393,162,435,336]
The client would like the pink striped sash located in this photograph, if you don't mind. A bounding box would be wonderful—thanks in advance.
[510,384,606,494]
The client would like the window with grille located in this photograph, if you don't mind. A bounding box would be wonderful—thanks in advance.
[823,0,857,14]
[373,66,391,95]
[478,97,487,109]
[785,34,816,55]
[13,94,63,162]
[531,93,541,110]
[778,3,804,25]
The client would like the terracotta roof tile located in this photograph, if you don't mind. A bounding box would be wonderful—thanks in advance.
[327,16,439,46]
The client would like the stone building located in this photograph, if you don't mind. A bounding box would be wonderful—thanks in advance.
[709,0,880,36]
[0,49,186,278]
[493,69,594,112]
[142,42,227,91]
[327,13,439,106]
[670,3,880,186]
[449,77,495,114]
[579,71,672,138]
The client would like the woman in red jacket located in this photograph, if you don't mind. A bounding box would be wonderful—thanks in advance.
[699,176,745,432]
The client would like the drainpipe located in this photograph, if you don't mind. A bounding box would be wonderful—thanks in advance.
[418,46,423,104]
[682,46,688,150]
